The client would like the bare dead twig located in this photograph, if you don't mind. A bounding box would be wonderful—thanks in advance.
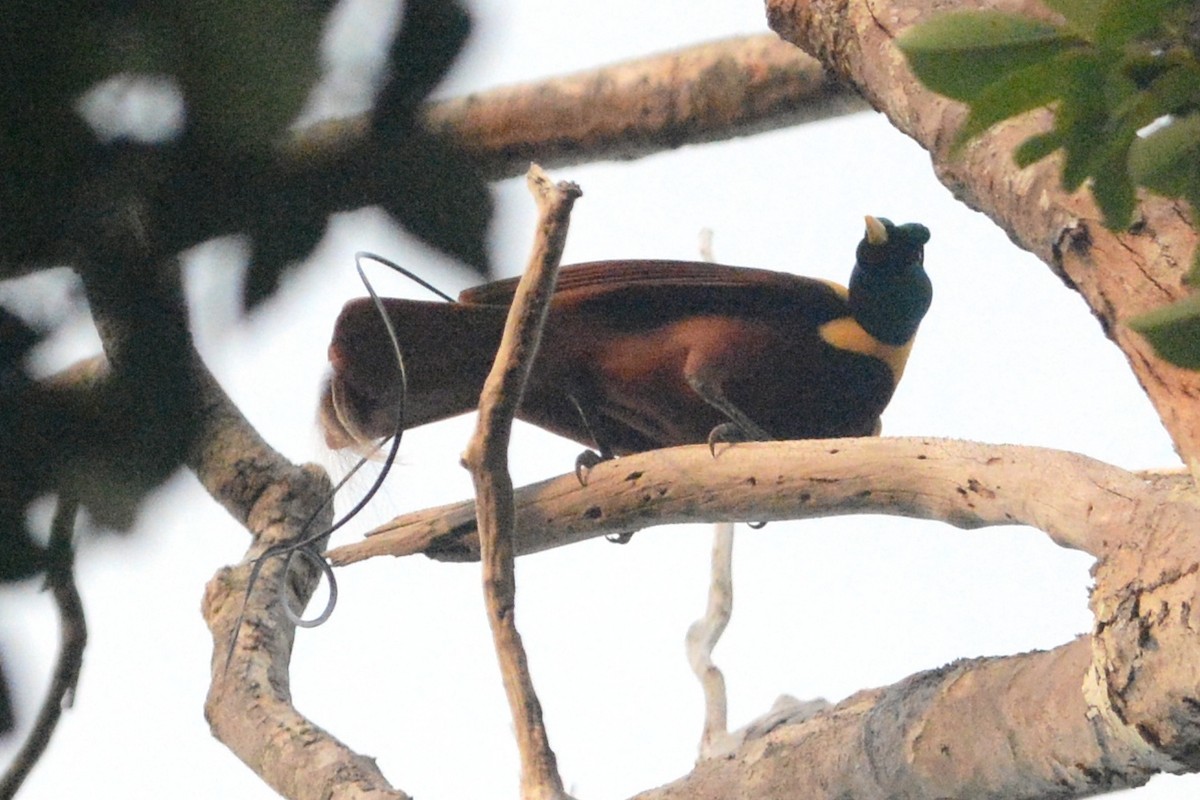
[685,231,736,760]
[686,521,737,759]
[461,164,581,800]
[0,498,84,800]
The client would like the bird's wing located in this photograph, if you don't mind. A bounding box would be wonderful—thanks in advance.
[459,260,841,302]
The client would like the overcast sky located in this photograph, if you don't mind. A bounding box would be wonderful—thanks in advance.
[2,1,1195,798]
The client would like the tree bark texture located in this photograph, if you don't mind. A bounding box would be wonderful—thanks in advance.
[293,34,864,183]
[765,0,1200,470]
[327,432,1200,798]
[461,166,581,800]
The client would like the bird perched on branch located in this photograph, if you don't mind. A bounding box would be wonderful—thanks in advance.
[320,216,931,460]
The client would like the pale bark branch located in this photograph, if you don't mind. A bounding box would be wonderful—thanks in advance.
[327,433,1200,797]
[633,639,1169,799]
[685,521,737,759]
[187,333,406,799]
[183,319,405,798]
[327,437,1162,565]
[294,34,865,182]
[460,164,581,800]
[765,0,1200,468]
[195,378,409,799]
[326,438,1200,796]
[66,215,406,797]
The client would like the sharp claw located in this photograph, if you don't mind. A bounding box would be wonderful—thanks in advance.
[747,520,768,530]
[575,449,607,486]
[707,422,749,457]
[606,531,635,544]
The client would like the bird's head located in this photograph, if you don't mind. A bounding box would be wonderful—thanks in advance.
[849,216,932,346]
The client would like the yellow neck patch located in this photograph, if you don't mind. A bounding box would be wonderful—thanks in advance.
[818,317,915,382]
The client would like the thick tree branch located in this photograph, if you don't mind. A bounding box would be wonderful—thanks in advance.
[326,434,1200,797]
[634,639,1167,799]
[764,0,1200,468]
[63,208,405,796]
[327,438,1161,564]
[187,336,406,798]
[295,34,864,183]
[461,165,580,800]
[196,379,409,798]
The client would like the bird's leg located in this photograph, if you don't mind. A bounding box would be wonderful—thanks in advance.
[566,394,636,544]
[685,373,773,455]
[568,394,616,485]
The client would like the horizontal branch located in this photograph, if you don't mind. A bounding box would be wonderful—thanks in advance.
[5,34,861,283]
[421,33,865,179]
[323,432,1200,798]
[325,437,1171,565]
[296,34,862,183]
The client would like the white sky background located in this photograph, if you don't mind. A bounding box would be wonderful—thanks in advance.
[2,1,1196,798]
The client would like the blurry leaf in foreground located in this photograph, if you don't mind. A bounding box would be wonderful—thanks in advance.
[379,131,492,276]
[373,0,472,136]
[898,11,1081,101]
[242,199,329,309]
[167,0,324,151]
[1129,113,1200,199]
[0,648,12,737]
[1129,293,1200,369]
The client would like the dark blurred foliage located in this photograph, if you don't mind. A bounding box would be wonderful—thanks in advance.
[0,0,490,743]
[0,0,488,568]
[0,647,11,737]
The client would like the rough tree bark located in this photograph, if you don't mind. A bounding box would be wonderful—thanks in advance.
[294,33,864,183]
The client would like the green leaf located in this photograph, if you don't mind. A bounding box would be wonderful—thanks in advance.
[899,11,1082,101]
[243,203,329,309]
[1090,132,1137,228]
[1014,129,1067,166]
[1129,113,1200,197]
[1128,293,1200,369]
[957,57,1072,143]
[1115,60,1200,129]
[1096,0,1191,48]
[1043,0,1103,38]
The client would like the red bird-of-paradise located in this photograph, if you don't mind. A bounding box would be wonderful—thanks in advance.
[320,215,932,460]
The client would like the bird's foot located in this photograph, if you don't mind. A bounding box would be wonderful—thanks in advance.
[707,422,756,456]
[575,448,613,486]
